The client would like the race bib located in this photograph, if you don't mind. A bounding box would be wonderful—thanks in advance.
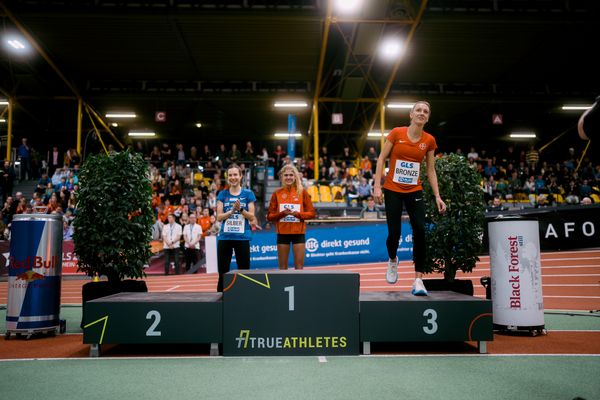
[392,159,420,185]
[223,213,245,234]
[280,203,301,223]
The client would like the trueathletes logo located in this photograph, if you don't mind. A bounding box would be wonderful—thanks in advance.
[305,238,319,252]
[236,330,347,350]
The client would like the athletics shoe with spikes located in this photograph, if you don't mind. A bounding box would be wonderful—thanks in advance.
[386,258,398,284]
[411,278,428,296]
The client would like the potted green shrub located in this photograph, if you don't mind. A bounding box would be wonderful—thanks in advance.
[74,150,154,319]
[421,153,485,295]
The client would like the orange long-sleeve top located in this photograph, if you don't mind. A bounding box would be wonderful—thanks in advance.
[267,186,316,235]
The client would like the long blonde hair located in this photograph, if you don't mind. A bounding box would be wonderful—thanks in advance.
[279,164,303,194]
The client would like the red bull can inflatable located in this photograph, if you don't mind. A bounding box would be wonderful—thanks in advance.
[6,213,63,337]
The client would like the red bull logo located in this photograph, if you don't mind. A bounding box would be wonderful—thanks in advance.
[16,270,45,282]
[9,255,61,269]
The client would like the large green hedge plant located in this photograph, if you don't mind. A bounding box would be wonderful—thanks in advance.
[73,150,153,282]
[422,153,485,282]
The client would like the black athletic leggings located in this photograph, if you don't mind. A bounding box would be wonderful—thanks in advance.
[383,189,426,273]
[217,240,250,292]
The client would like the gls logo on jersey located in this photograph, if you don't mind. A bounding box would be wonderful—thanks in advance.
[399,161,414,168]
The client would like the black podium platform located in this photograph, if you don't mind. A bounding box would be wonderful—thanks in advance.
[360,291,493,354]
[223,269,360,356]
[83,292,222,357]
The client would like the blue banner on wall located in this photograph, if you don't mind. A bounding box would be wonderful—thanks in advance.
[231,222,413,269]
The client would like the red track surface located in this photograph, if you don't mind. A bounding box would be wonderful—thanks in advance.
[1,249,599,311]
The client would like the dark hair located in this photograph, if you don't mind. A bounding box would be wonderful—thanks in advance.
[227,163,243,176]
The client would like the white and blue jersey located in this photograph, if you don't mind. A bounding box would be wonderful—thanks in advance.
[217,188,256,241]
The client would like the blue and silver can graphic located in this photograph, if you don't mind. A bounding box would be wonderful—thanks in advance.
[6,214,63,333]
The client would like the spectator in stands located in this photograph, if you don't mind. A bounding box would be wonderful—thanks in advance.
[535,194,549,208]
[579,179,592,198]
[1,196,14,224]
[581,196,593,205]
[1,160,16,203]
[49,146,62,176]
[483,159,497,178]
[320,146,331,169]
[228,143,241,165]
[357,177,372,203]
[63,220,73,241]
[175,143,186,165]
[200,145,212,162]
[267,164,316,270]
[360,196,381,219]
[160,142,172,161]
[36,174,51,195]
[243,141,255,162]
[216,164,260,291]
[578,95,599,140]
[151,216,163,241]
[272,145,286,169]
[204,214,220,236]
[199,207,212,234]
[365,146,378,175]
[486,196,507,212]
[258,147,270,163]
[149,145,162,167]
[183,213,203,272]
[360,155,373,179]
[526,144,540,172]
[340,146,354,165]
[215,144,228,164]
[65,148,81,168]
[17,138,31,181]
[162,213,182,275]
[346,181,359,206]
[467,147,479,161]
[373,100,446,296]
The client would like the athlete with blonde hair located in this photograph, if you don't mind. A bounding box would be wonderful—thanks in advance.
[267,164,316,269]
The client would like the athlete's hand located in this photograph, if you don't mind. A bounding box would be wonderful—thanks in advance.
[373,187,383,204]
[436,196,446,214]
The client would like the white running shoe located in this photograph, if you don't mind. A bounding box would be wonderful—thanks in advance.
[412,278,428,296]
[386,259,398,284]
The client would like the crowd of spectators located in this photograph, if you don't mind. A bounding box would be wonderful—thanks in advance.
[1,138,598,242]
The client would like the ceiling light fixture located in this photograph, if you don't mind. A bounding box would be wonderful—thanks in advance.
[111,123,119,127]
[367,131,389,138]
[386,103,414,109]
[128,131,156,137]
[0,100,9,105]
[7,39,25,49]
[195,122,202,128]
[274,133,302,138]
[379,38,404,61]
[509,132,536,138]
[334,0,363,14]
[274,101,308,108]
[561,105,592,111]
[0,118,6,123]
[106,112,136,119]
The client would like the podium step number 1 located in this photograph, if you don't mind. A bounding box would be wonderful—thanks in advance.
[223,270,360,356]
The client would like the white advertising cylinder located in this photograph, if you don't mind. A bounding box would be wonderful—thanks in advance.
[488,218,544,328]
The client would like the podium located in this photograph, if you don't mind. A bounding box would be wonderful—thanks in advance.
[223,270,360,356]
[82,272,493,357]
